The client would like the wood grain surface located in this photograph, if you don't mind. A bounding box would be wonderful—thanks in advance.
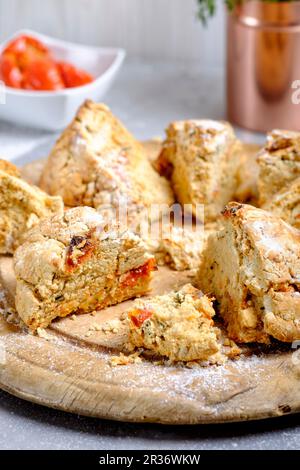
[1,256,300,425]
[1,139,299,425]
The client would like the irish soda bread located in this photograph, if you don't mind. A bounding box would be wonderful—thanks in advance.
[198,202,300,344]
[0,159,63,254]
[257,130,300,205]
[14,207,156,330]
[263,177,300,230]
[40,100,174,224]
[156,120,240,222]
[127,284,220,362]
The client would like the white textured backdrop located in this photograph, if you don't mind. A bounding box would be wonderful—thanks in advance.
[0,0,225,68]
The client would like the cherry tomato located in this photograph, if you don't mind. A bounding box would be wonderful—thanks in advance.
[0,35,94,91]
[4,35,50,69]
[0,52,23,88]
[129,308,153,327]
[23,59,64,91]
[58,62,93,88]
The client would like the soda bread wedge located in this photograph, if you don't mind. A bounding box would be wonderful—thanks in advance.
[263,177,300,230]
[198,202,300,344]
[156,120,240,222]
[0,159,63,254]
[40,100,174,223]
[14,207,156,330]
[127,284,220,362]
[257,130,300,205]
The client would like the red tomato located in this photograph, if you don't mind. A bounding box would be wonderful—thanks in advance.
[58,62,93,88]
[23,59,64,91]
[0,35,94,91]
[4,35,50,69]
[129,309,153,328]
[0,53,23,88]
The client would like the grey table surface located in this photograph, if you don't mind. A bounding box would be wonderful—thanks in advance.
[0,60,298,450]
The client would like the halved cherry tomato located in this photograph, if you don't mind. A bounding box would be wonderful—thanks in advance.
[23,59,65,91]
[129,308,153,328]
[58,62,93,88]
[4,35,50,69]
[0,52,23,88]
[0,35,94,91]
[121,258,157,288]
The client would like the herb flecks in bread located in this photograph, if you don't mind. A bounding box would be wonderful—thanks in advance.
[127,284,220,362]
[198,202,300,343]
[14,207,156,331]
[156,120,241,222]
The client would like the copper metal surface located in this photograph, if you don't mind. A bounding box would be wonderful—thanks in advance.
[227,1,300,131]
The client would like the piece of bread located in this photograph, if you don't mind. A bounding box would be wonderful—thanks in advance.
[198,202,300,344]
[156,120,240,222]
[127,284,220,362]
[40,100,174,224]
[146,224,216,271]
[14,207,156,331]
[0,159,63,254]
[263,177,300,229]
[257,130,300,205]
[0,159,20,177]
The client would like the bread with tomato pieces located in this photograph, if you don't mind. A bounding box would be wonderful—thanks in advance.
[40,100,174,223]
[156,120,241,222]
[14,207,156,331]
[198,202,300,344]
[0,159,63,255]
[127,284,220,362]
[257,130,300,205]
[262,177,300,229]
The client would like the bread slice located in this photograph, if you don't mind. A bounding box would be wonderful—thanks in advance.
[156,120,240,222]
[40,100,174,224]
[0,159,63,254]
[198,202,300,343]
[257,129,300,205]
[127,284,220,362]
[14,207,156,330]
[263,176,300,229]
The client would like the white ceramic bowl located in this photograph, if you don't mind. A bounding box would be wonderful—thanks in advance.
[0,29,126,131]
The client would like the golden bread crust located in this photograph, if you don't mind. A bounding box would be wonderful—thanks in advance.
[263,176,300,229]
[40,101,174,221]
[156,119,240,222]
[257,130,300,205]
[198,202,300,343]
[0,160,63,254]
[14,207,155,330]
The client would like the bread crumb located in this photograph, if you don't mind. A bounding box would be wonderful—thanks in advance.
[110,351,142,367]
[101,319,122,334]
[36,328,52,341]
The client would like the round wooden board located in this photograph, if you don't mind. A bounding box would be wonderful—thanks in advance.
[1,139,299,425]
[1,256,300,425]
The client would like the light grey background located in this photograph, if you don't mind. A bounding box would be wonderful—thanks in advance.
[0,0,225,68]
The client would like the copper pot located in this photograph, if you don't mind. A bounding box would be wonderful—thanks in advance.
[227,0,300,132]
